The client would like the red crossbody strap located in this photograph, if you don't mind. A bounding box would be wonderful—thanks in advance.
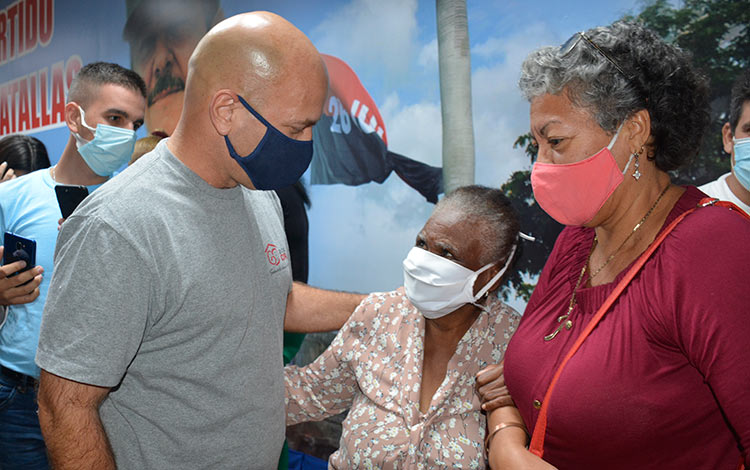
[529,198,750,458]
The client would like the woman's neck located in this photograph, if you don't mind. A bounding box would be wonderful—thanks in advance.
[420,303,482,413]
[424,303,481,340]
[589,171,681,285]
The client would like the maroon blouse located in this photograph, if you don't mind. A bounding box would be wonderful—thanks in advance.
[505,186,750,469]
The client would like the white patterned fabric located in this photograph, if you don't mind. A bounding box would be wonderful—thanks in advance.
[285,287,520,469]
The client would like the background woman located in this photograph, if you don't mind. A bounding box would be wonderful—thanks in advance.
[484,21,750,469]
[285,185,520,469]
[0,135,50,183]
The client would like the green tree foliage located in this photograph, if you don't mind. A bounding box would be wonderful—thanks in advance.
[625,0,749,185]
[499,136,562,302]
[501,0,748,301]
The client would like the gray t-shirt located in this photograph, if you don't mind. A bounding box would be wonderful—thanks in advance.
[36,140,292,469]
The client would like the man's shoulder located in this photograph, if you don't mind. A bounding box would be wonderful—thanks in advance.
[76,150,172,220]
[697,172,730,198]
[243,187,281,205]
[241,188,284,221]
[0,169,51,198]
[0,170,57,226]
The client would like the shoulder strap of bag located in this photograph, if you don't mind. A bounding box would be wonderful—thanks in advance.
[529,198,750,458]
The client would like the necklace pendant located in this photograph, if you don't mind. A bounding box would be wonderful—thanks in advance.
[544,315,573,342]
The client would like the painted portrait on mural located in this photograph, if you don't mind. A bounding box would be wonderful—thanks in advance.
[122,0,223,135]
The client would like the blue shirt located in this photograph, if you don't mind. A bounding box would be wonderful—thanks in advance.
[0,169,100,377]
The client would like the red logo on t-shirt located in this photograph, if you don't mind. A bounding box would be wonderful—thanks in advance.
[265,243,281,266]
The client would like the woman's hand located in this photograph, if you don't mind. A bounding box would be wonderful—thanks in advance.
[476,362,514,411]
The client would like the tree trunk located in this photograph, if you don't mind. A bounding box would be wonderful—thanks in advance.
[436,0,475,193]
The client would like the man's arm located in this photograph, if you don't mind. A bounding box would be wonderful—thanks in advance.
[37,370,116,470]
[0,246,43,306]
[284,281,366,332]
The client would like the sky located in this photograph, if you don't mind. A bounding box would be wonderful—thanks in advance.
[0,0,654,312]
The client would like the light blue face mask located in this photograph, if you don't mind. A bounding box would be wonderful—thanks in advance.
[73,106,137,177]
[733,137,750,190]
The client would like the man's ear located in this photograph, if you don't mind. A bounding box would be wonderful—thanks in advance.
[209,90,237,136]
[722,122,734,155]
[64,102,83,134]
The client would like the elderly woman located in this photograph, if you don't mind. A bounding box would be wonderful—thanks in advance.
[481,21,750,469]
[285,185,521,469]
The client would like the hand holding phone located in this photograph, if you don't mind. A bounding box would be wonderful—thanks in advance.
[55,185,89,219]
[3,232,36,275]
[1,234,42,306]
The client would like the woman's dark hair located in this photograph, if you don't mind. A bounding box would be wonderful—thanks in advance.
[0,135,50,174]
[519,21,710,172]
[437,185,520,267]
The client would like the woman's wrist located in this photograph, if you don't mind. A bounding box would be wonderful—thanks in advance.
[485,421,529,450]
[487,424,531,469]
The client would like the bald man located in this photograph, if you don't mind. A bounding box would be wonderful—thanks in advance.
[34,13,362,470]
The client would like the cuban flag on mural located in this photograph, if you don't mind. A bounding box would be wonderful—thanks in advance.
[311,54,443,203]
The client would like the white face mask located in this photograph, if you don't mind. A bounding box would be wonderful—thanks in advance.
[402,244,517,319]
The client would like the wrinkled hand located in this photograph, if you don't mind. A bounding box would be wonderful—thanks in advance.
[0,246,43,306]
[0,162,16,183]
[476,362,514,411]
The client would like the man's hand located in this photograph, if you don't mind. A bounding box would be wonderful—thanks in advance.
[0,162,16,183]
[0,246,43,306]
[38,370,115,470]
[476,362,514,411]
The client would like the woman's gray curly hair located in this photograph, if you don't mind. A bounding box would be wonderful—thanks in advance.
[519,21,710,172]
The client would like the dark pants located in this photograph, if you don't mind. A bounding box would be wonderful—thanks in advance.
[0,365,49,470]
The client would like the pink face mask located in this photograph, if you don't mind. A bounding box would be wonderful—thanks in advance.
[530,124,634,226]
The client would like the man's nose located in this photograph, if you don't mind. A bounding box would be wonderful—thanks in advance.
[150,39,176,79]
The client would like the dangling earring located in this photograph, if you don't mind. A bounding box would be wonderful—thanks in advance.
[632,147,643,181]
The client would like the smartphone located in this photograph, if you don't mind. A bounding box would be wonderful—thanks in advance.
[3,232,37,275]
[55,185,89,219]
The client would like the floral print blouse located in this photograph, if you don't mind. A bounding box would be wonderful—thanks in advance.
[284,288,520,469]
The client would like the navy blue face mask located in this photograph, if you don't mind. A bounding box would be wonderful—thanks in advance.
[224,95,314,190]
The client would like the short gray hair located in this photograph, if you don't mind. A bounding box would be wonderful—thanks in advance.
[436,185,519,267]
[519,21,710,172]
